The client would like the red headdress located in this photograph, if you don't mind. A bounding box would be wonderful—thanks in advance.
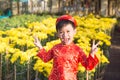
[56,15,77,27]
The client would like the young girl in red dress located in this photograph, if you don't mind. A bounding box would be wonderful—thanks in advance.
[34,15,99,80]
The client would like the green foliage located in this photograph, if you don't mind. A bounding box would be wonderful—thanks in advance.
[0,10,3,16]
[0,14,51,30]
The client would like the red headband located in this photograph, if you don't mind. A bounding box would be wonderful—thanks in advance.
[56,15,77,27]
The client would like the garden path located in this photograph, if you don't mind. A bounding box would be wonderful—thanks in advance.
[103,28,120,80]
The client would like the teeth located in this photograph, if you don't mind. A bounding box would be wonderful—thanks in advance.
[63,38,69,43]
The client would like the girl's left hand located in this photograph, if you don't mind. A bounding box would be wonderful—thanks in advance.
[90,40,100,57]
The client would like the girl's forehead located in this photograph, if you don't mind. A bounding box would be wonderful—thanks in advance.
[62,24,74,29]
[58,25,74,31]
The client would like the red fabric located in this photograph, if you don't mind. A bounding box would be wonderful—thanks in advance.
[37,43,99,80]
[56,15,77,27]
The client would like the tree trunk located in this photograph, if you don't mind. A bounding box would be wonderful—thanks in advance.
[95,0,101,15]
[30,0,33,13]
[58,0,60,12]
[108,0,110,16]
[17,0,20,14]
[49,0,52,13]
[9,0,12,14]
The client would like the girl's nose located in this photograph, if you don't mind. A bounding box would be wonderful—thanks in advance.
[63,32,68,37]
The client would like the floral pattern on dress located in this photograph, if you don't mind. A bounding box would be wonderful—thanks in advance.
[37,43,99,80]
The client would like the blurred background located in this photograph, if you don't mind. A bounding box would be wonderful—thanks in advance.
[0,0,120,17]
[0,0,120,80]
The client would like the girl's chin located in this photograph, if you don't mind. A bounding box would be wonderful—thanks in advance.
[61,41,71,45]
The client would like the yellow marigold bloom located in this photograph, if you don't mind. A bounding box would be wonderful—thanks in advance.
[101,55,110,64]
[0,42,8,53]
[7,47,16,54]
[5,54,11,59]
[16,39,27,46]
[104,39,111,46]
[26,40,35,47]
[95,48,102,61]
[78,64,86,73]
[0,30,5,36]
[10,50,21,63]
[20,52,28,64]
[90,68,96,73]
[99,41,104,46]
[33,59,52,77]
[44,39,61,51]
[32,32,48,40]
[1,37,10,44]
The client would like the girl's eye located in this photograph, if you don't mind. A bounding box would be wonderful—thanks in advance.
[60,32,63,34]
[67,31,70,33]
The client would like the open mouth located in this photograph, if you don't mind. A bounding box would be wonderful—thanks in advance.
[62,38,70,44]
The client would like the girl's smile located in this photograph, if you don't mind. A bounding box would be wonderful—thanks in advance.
[57,24,76,45]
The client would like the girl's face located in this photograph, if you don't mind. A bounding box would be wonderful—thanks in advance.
[57,24,76,45]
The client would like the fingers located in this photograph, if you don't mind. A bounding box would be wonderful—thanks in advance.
[91,40,100,55]
[33,35,42,49]
[33,35,38,41]
[91,47,98,55]
[92,40,100,47]
[96,41,100,47]
[33,35,39,45]
[92,40,95,46]
[33,35,40,43]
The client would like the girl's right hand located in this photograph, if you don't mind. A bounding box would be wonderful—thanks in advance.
[33,36,43,49]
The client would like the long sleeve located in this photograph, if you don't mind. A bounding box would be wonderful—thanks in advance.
[78,48,99,70]
[36,43,99,80]
[37,48,53,62]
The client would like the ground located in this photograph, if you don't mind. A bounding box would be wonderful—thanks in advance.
[103,27,120,80]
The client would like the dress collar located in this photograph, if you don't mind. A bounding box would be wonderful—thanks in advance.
[60,42,75,47]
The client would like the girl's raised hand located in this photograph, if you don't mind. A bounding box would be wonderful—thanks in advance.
[90,40,100,57]
[33,36,42,49]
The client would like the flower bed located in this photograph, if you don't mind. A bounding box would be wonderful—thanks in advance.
[0,14,117,80]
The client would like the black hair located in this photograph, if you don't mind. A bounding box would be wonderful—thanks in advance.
[56,20,75,31]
